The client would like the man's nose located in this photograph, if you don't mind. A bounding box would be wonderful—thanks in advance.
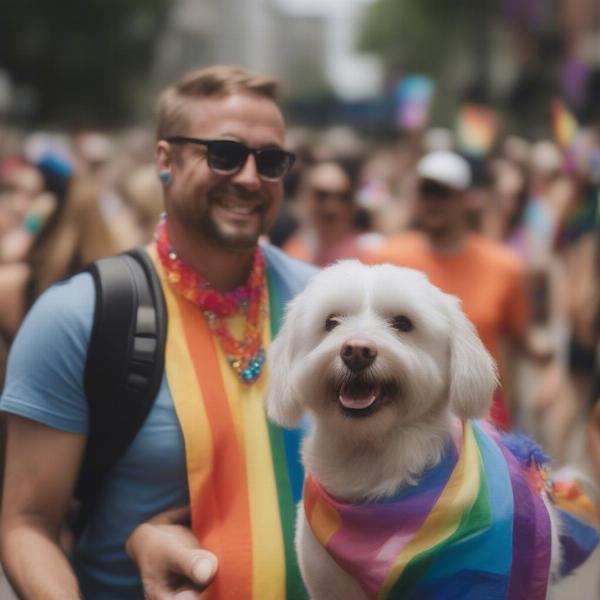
[340,339,377,372]
[231,155,261,190]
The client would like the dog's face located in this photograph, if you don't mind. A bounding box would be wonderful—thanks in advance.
[266,261,497,441]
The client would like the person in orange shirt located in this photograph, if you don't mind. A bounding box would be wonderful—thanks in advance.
[366,150,549,429]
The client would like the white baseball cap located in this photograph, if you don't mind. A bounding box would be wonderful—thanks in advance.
[417,150,471,191]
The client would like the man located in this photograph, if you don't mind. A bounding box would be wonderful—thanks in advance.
[284,161,380,266]
[365,150,541,429]
[0,66,315,599]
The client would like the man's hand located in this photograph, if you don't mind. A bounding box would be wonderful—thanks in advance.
[126,508,218,600]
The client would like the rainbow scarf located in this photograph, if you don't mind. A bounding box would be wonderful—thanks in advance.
[304,421,599,600]
[151,245,312,600]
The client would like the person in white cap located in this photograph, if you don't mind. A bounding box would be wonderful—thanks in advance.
[365,150,545,430]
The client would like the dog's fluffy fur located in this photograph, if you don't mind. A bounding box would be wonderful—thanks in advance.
[266,261,563,600]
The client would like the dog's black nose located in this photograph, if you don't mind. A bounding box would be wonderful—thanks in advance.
[340,339,377,371]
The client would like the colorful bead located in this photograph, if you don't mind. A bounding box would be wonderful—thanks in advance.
[155,218,267,384]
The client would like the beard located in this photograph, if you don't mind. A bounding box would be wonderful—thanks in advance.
[177,184,275,250]
[194,210,262,250]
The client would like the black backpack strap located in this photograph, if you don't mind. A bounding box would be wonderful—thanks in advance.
[74,247,167,535]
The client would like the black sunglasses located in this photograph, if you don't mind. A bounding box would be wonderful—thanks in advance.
[310,187,353,203]
[418,179,457,199]
[164,136,295,181]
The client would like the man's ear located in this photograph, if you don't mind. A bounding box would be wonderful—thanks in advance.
[266,295,305,428]
[155,140,172,173]
[444,294,498,419]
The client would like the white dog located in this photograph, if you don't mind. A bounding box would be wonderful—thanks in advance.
[266,261,598,600]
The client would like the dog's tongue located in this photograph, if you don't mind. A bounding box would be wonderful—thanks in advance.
[339,385,379,410]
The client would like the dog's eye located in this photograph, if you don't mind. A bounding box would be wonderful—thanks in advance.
[325,315,341,332]
[392,315,414,332]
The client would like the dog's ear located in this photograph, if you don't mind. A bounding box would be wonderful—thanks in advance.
[444,294,498,419]
[266,296,305,428]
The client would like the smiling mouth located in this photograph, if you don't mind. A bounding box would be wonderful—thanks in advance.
[213,191,264,216]
[220,204,258,217]
[217,201,260,217]
[336,378,398,418]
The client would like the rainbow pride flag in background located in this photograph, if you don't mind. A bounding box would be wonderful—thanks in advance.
[304,421,599,600]
[394,75,434,131]
[456,104,499,157]
[551,99,579,151]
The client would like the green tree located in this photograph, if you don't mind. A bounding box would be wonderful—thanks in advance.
[359,0,499,113]
[0,0,169,126]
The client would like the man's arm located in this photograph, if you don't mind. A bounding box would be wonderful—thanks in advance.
[126,506,218,600]
[0,415,86,600]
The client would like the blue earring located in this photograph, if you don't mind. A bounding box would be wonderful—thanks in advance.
[159,170,171,184]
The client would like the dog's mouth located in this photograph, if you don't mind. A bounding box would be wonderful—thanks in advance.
[335,377,398,418]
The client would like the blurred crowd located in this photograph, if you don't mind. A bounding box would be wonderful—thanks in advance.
[0,114,599,476]
[0,129,163,388]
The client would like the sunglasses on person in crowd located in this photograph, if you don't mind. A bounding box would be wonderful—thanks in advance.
[418,179,458,199]
[310,187,353,203]
[164,136,296,181]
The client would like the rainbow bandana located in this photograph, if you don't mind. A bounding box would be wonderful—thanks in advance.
[304,421,599,600]
[151,246,309,600]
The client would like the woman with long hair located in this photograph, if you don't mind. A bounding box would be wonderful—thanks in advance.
[0,165,119,385]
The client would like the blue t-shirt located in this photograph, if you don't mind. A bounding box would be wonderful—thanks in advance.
[1,272,189,599]
[0,244,317,599]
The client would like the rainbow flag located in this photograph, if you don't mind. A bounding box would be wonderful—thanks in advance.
[304,421,599,599]
[555,184,600,248]
[152,245,311,600]
[551,99,579,150]
[394,75,434,131]
[553,479,600,576]
[456,104,499,157]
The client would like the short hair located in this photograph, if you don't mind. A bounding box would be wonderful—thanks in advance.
[155,65,281,140]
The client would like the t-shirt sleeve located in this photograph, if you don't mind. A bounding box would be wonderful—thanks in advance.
[0,273,95,433]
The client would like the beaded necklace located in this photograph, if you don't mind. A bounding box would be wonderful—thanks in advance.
[155,218,267,383]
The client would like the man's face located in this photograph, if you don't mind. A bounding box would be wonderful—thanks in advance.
[414,178,466,235]
[157,93,286,250]
[305,164,354,232]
